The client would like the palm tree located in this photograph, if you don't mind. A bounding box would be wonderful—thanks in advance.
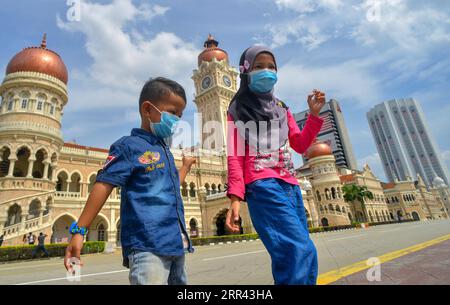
[342,184,374,223]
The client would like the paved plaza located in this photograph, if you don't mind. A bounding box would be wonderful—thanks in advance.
[0,219,449,285]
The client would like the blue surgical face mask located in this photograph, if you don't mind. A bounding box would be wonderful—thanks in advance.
[148,102,180,139]
[248,69,278,94]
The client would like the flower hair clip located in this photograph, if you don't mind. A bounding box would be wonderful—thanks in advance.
[243,60,250,71]
[240,60,251,73]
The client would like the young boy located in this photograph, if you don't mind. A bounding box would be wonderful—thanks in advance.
[64,77,196,285]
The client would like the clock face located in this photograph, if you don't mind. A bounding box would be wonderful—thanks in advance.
[201,76,212,90]
[223,75,231,87]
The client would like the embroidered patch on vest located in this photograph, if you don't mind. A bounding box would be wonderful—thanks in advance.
[138,151,161,165]
[103,155,116,169]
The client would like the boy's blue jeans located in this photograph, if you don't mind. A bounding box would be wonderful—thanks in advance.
[245,178,318,285]
[128,250,187,285]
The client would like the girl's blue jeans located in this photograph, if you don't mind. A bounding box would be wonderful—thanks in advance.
[245,178,318,285]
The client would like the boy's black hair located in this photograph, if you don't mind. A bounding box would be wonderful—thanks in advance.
[139,77,187,109]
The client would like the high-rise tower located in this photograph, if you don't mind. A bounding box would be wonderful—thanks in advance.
[367,98,450,187]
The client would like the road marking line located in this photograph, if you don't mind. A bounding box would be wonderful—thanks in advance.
[202,250,266,262]
[317,233,450,285]
[375,228,402,233]
[327,234,366,241]
[0,261,62,272]
[15,269,129,285]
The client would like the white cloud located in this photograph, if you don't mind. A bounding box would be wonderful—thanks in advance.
[267,0,450,52]
[443,151,450,162]
[357,152,387,181]
[57,0,200,110]
[275,0,343,13]
[277,59,382,108]
[351,0,450,50]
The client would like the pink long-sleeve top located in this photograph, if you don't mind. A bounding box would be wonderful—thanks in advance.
[226,111,324,201]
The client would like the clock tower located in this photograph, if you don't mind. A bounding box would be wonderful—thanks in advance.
[192,34,239,151]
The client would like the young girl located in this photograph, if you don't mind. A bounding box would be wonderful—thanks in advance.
[225,46,325,285]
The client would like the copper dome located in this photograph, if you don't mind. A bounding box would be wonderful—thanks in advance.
[306,139,333,159]
[5,34,68,84]
[198,34,228,66]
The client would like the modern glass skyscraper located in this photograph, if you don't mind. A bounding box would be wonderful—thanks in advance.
[367,98,450,187]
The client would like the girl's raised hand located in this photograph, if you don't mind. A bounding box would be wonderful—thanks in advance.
[307,89,326,117]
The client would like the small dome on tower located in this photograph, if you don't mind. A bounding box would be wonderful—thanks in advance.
[198,34,228,66]
[306,139,333,159]
[5,34,68,84]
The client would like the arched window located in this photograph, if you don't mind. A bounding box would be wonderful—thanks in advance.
[0,147,11,177]
[181,182,188,197]
[32,149,47,178]
[21,98,28,109]
[331,188,336,199]
[7,97,14,111]
[189,182,196,198]
[316,190,321,202]
[335,205,341,213]
[328,204,334,211]
[97,223,106,241]
[69,172,81,193]
[36,95,46,112]
[211,184,217,194]
[29,199,41,219]
[189,218,198,237]
[14,147,31,177]
[204,183,210,196]
[56,171,69,192]
[7,204,22,226]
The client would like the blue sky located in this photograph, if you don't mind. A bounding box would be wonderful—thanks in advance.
[1,0,450,182]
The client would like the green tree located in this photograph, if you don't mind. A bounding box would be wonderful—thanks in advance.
[342,184,374,222]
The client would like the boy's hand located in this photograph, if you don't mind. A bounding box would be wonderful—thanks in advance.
[182,155,197,170]
[307,89,326,117]
[64,234,84,272]
[225,198,241,234]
